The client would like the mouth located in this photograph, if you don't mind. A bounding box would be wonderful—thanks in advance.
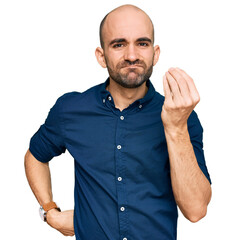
[123,65,143,69]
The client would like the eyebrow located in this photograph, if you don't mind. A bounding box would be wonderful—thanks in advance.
[109,37,153,46]
[109,38,126,46]
[136,37,152,43]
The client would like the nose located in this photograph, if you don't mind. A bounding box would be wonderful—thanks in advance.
[124,44,139,62]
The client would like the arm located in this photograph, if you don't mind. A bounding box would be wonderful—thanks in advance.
[164,127,211,222]
[24,149,74,236]
[161,67,212,222]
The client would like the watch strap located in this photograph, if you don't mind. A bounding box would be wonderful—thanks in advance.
[42,201,60,212]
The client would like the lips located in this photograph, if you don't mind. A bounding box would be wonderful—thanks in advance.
[123,65,143,68]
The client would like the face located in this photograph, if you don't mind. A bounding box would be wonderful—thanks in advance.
[96,7,160,89]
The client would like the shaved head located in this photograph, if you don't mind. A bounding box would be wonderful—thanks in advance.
[99,4,154,49]
[95,4,160,90]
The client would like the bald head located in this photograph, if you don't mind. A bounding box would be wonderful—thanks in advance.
[99,4,154,49]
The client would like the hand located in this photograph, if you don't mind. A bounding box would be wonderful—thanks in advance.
[161,67,200,133]
[46,209,75,236]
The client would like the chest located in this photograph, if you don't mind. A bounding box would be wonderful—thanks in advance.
[64,110,169,177]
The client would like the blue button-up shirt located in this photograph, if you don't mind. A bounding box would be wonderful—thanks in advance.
[29,78,211,240]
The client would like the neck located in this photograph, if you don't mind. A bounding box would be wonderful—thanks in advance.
[106,78,148,112]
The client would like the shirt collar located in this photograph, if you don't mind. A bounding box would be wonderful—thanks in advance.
[100,77,156,106]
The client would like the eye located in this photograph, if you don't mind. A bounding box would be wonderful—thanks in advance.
[139,42,148,47]
[113,43,124,48]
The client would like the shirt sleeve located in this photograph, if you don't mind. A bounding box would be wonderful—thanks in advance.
[187,110,212,184]
[29,96,66,163]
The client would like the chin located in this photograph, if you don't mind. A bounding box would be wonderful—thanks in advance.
[122,76,146,88]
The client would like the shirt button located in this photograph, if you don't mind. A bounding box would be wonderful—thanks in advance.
[139,104,142,108]
[118,177,122,181]
[117,145,122,150]
[108,96,112,101]
[123,238,127,240]
[120,115,124,120]
[120,206,125,211]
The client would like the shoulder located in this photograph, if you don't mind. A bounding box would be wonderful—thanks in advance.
[154,91,165,103]
[55,82,103,110]
[188,110,202,128]
[56,91,82,104]
[187,110,204,139]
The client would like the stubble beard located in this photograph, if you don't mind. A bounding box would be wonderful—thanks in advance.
[105,57,154,89]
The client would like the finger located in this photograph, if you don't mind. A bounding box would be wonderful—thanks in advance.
[176,67,200,102]
[165,71,182,102]
[168,68,191,99]
[163,75,172,100]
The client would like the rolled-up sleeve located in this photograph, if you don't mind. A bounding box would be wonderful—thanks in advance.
[188,110,212,184]
[29,96,66,163]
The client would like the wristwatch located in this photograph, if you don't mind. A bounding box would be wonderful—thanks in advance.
[39,201,61,222]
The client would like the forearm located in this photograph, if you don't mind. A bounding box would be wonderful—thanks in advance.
[24,149,53,206]
[164,127,212,222]
[24,149,74,236]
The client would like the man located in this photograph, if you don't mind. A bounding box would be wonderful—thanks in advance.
[24,4,212,240]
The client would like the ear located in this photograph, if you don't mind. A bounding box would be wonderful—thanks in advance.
[95,47,107,68]
[153,45,160,66]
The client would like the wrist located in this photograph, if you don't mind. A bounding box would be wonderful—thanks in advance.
[164,124,189,140]
[39,201,61,222]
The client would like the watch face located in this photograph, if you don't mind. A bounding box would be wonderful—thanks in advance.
[39,206,46,221]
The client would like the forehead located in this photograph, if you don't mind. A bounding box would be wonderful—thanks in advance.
[103,9,153,43]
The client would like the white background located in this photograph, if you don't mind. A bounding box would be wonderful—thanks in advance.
[1,0,235,239]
